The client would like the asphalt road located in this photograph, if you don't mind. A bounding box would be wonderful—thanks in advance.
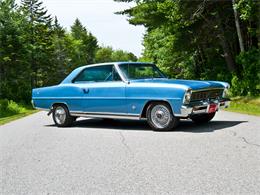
[0,111,259,195]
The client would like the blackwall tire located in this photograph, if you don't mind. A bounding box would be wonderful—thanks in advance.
[146,102,179,131]
[52,105,74,127]
[191,112,216,124]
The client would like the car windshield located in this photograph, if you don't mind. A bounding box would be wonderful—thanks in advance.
[119,64,166,80]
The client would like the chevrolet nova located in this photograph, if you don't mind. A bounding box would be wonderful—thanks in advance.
[32,62,230,131]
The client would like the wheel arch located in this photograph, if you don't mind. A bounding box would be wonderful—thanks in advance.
[52,102,69,108]
[49,102,70,115]
[140,100,175,119]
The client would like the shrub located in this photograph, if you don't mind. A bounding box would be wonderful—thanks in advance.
[231,48,260,96]
[0,99,27,117]
[0,99,9,114]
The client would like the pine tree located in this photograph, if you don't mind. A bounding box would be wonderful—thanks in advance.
[70,18,98,68]
[48,16,69,85]
[0,0,32,101]
[21,0,53,88]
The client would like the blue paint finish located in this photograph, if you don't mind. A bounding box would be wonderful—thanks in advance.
[75,81,126,113]
[33,82,126,113]
[130,79,224,90]
[125,81,186,115]
[32,62,228,118]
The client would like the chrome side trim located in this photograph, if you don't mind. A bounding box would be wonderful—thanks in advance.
[33,97,181,100]
[70,111,140,120]
[33,97,125,100]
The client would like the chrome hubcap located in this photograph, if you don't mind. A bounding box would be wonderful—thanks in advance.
[151,105,171,129]
[54,106,66,125]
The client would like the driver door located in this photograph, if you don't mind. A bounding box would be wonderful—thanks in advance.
[73,64,126,114]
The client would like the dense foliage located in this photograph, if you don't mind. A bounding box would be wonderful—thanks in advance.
[0,99,26,117]
[115,0,260,96]
[0,0,137,102]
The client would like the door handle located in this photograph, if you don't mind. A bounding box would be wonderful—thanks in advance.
[82,88,89,94]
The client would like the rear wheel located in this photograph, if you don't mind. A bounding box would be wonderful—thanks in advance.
[146,102,179,131]
[191,112,216,124]
[52,105,75,127]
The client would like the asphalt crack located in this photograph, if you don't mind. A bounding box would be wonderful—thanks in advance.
[118,131,132,153]
[240,136,260,147]
[229,130,260,148]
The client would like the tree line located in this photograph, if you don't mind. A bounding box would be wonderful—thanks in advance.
[1,0,259,104]
[115,0,259,96]
[0,0,137,103]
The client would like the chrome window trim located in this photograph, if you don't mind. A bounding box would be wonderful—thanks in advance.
[114,64,128,83]
[115,63,166,82]
[71,64,127,84]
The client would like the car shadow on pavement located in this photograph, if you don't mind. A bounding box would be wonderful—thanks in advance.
[46,118,247,133]
[72,119,152,131]
[176,120,247,133]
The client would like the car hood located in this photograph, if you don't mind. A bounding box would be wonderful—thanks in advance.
[130,79,227,90]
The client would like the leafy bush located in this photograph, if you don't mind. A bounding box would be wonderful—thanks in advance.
[0,99,27,117]
[231,48,260,96]
[0,99,9,113]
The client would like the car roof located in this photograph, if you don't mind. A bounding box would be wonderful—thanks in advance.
[60,62,154,84]
[79,61,154,69]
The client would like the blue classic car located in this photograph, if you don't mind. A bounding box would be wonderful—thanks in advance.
[32,62,230,131]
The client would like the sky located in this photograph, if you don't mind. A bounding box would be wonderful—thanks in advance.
[38,0,145,57]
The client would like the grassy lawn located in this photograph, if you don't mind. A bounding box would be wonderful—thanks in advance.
[225,96,260,116]
[0,110,38,125]
[0,99,38,126]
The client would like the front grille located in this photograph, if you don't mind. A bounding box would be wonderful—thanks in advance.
[191,89,223,101]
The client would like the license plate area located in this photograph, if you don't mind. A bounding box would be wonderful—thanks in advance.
[208,104,217,113]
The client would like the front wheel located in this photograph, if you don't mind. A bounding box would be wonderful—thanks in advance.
[52,105,75,127]
[146,102,179,131]
[190,112,216,124]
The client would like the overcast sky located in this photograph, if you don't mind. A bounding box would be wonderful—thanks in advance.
[35,0,145,57]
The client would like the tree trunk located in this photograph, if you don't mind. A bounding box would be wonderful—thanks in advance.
[232,0,245,52]
[216,10,237,73]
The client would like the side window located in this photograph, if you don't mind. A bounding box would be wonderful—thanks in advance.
[73,65,122,83]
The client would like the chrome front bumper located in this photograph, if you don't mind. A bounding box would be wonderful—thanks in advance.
[177,98,231,118]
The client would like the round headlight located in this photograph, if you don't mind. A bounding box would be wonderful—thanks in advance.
[223,88,228,98]
[184,89,192,104]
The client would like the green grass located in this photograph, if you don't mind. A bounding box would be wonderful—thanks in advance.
[225,96,260,116]
[0,99,38,125]
[0,110,38,125]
